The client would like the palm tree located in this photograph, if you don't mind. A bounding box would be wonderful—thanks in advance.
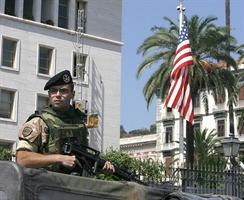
[235,44,244,64]
[136,15,238,168]
[194,129,221,163]
[172,128,226,166]
[234,44,244,134]
[224,0,236,140]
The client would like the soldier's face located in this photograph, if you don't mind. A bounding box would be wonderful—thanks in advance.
[48,84,75,112]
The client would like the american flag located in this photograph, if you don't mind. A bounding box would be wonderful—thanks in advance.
[165,16,194,125]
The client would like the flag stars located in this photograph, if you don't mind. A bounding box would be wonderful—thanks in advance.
[165,15,194,125]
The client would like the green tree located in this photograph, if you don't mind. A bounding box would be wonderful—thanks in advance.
[193,129,227,189]
[0,147,12,160]
[92,149,167,184]
[194,129,222,164]
[235,44,244,64]
[120,125,127,134]
[136,15,238,167]
[234,44,244,134]
[129,128,151,136]
[120,133,134,138]
[150,124,156,134]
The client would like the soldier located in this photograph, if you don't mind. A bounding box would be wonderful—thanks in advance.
[16,70,115,176]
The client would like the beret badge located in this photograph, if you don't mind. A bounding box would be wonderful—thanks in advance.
[63,74,70,83]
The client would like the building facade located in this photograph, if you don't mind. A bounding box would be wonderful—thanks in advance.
[0,0,122,152]
[156,63,244,166]
[120,134,157,161]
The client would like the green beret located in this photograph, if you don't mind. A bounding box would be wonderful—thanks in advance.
[44,70,73,90]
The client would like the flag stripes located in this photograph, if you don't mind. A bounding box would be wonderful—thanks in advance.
[165,16,194,125]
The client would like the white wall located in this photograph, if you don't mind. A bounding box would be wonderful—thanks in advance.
[0,0,122,152]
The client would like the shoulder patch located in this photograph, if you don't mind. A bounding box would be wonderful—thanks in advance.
[22,127,33,137]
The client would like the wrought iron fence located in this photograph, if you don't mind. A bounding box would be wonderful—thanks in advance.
[142,165,244,199]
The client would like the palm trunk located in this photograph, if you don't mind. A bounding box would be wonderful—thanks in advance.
[185,92,195,169]
[225,0,235,136]
[186,121,194,169]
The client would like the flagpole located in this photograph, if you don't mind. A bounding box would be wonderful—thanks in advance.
[177,0,185,167]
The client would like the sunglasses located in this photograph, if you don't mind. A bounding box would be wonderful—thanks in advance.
[49,88,70,95]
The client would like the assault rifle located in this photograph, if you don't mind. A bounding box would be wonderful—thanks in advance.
[63,141,147,186]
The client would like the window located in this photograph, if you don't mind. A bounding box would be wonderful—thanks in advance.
[239,88,244,101]
[194,123,200,131]
[0,89,15,119]
[167,107,172,113]
[194,93,200,108]
[5,0,15,16]
[23,0,34,20]
[217,119,225,137]
[217,94,225,104]
[41,0,54,25]
[73,53,88,83]
[37,95,49,112]
[2,39,17,68]
[0,141,12,150]
[58,0,68,28]
[165,157,173,175]
[39,46,53,75]
[165,127,173,143]
[76,0,86,32]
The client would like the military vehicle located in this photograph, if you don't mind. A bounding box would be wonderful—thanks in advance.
[0,161,241,200]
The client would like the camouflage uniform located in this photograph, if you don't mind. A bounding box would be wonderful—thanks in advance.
[17,105,88,174]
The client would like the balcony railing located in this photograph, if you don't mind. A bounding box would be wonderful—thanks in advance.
[162,112,174,120]
[236,100,244,109]
[194,107,201,115]
[161,142,177,151]
[212,103,227,112]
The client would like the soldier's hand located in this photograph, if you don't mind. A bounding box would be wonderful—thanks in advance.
[102,161,115,176]
[60,155,82,168]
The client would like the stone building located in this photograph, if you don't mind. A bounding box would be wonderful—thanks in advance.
[120,134,157,161]
[0,0,122,153]
[156,63,244,166]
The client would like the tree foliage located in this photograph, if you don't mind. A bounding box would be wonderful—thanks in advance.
[137,15,238,111]
[120,124,156,138]
[235,44,244,134]
[120,125,126,134]
[129,128,151,136]
[150,124,156,133]
[193,129,226,169]
[194,128,221,163]
[92,148,168,184]
[137,15,238,166]
[0,147,12,160]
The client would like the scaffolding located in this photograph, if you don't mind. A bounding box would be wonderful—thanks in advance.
[75,10,98,128]
[75,9,85,110]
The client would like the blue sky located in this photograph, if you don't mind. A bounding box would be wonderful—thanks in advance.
[120,0,244,132]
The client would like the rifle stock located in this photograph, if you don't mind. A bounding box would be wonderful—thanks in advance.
[63,142,147,186]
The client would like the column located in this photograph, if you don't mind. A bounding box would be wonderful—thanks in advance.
[15,0,24,18]
[33,0,41,22]
[68,0,76,30]
[0,0,5,13]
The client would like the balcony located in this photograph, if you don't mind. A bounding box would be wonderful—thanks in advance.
[160,142,177,152]
[236,100,244,109]
[194,107,201,115]
[212,103,227,113]
[162,112,175,120]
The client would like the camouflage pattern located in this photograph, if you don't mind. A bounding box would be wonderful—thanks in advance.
[17,117,48,152]
[17,105,88,174]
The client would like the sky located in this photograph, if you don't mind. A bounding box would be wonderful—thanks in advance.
[120,0,244,132]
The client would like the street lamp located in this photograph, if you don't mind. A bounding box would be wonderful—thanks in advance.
[222,133,240,165]
[222,134,240,196]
